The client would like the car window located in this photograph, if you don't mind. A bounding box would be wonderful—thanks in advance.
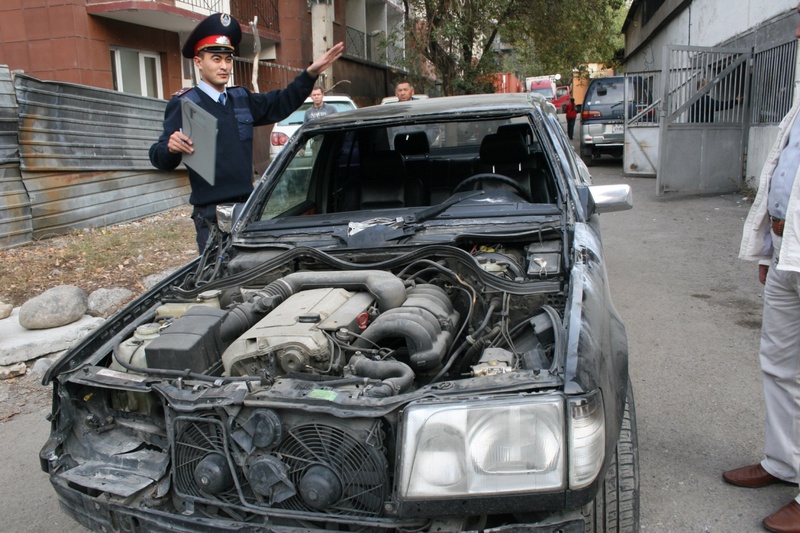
[277,104,312,126]
[255,115,557,222]
[530,88,554,100]
[261,135,323,220]
[585,79,625,105]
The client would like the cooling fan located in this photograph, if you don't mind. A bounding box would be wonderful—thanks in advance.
[277,422,388,517]
[174,414,243,505]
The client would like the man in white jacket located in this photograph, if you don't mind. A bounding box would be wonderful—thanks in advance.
[723,5,800,532]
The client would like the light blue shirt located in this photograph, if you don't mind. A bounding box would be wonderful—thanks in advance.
[196,80,227,104]
[768,114,800,220]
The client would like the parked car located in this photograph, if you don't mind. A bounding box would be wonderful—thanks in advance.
[380,94,430,104]
[579,76,651,165]
[40,93,638,533]
[269,94,357,158]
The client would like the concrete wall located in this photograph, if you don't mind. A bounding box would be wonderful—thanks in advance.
[624,0,799,190]
[625,1,796,72]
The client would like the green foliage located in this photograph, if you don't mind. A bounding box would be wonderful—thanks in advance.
[399,0,628,95]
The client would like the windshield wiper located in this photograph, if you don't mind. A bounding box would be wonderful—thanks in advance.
[403,190,485,225]
[330,191,487,249]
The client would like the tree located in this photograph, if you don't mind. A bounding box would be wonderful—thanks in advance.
[399,0,627,95]
[507,0,627,76]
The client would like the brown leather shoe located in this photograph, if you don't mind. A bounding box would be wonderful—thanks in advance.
[722,464,789,488]
[763,500,800,533]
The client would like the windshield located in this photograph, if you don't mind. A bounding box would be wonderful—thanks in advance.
[255,115,560,228]
[277,101,357,126]
[585,79,626,105]
[530,88,554,100]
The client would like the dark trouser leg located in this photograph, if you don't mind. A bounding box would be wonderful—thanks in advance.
[191,205,217,254]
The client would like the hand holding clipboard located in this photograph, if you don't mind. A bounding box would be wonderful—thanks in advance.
[180,98,218,185]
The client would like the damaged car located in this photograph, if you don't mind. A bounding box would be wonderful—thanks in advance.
[40,93,637,533]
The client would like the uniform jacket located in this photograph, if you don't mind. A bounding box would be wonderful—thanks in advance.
[149,71,316,207]
[740,97,800,272]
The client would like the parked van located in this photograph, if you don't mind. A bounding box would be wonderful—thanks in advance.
[579,76,650,165]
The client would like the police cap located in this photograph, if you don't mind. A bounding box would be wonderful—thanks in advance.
[182,13,242,59]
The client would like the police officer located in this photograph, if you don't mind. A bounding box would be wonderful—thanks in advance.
[149,13,343,252]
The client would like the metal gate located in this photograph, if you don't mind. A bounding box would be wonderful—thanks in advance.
[624,70,661,177]
[656,45,750,195]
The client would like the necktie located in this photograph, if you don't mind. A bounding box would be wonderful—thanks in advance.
[219,92,226,105]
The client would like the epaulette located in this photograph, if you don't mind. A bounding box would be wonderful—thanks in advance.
[172,87,194,98]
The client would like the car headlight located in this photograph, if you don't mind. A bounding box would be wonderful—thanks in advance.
[398,396,565,498]
[568,390,605,489]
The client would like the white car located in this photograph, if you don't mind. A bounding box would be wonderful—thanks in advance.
[269,95,357,158]
[380,94,430,104]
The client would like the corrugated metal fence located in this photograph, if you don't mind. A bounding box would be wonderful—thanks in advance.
[0,66,189,248]
[0,66,31,248]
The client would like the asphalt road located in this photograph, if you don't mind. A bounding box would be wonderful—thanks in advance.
[589,157,787,532]
[0,151,788,533]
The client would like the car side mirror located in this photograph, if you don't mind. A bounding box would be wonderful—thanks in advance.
[589,184,633,214]
[215,203,245,234]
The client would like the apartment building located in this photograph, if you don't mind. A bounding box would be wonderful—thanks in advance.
[0,0,405,105]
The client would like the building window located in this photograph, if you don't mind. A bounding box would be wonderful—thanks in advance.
[110,48,163,99]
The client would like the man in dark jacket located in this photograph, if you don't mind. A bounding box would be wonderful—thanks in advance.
[149,13,343,252]
[689,78,739,123]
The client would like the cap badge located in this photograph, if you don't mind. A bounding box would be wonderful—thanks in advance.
[221,14,231,27]
[215,36,231,45]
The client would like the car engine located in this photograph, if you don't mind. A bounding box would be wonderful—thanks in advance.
[110,242,562,396]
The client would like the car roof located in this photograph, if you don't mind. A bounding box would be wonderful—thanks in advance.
[311,93,546,127]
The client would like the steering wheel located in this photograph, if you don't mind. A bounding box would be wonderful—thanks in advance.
[452,173,531,201]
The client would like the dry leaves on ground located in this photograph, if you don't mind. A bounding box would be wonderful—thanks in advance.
[0,205,200,420]
[0,205,198,307]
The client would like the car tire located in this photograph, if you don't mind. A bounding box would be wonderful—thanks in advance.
[582,384,640,533]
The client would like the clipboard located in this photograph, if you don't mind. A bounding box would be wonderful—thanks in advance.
[180,98,218,185]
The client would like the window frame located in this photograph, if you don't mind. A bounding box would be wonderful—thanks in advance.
[110,47,164,99]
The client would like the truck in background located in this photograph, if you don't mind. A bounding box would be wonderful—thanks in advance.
[552,86,571,112]
[526,75,570,112]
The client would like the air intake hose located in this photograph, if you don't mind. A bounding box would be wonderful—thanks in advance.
[220,270,407,345]
[346,355,415,397]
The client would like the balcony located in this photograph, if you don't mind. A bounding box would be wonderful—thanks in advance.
[86,0,279,41]
[346,27,402,68]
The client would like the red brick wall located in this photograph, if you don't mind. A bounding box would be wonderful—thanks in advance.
[0,0,180,92]
[275,0,310,69]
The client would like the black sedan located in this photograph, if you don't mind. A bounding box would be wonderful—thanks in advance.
[41,93,637,533]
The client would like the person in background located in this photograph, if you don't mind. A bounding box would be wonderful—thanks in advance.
[564,97,578,140]
[149,13,343,253]
[725,5,800,532]
[395,81,416,102]
[689,78,739,123]
[303,86,338,123]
